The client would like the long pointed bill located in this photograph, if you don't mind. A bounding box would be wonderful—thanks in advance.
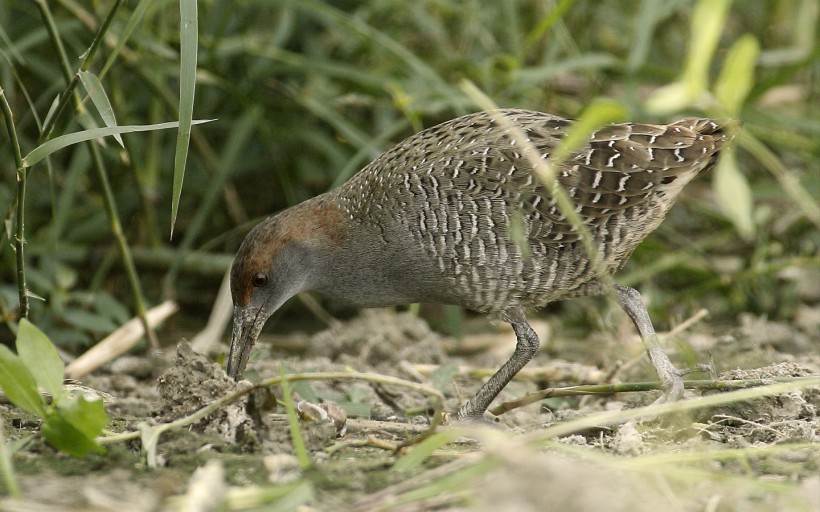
[226,306,266,379]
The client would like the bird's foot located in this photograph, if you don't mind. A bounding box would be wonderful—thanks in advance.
[452,407,502,426]
[652,373,685,406]
[653,363,712,405]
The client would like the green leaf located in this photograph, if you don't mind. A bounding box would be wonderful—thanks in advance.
[0,345,46,418]
[714,146,754,240]
[79,70,124,147]
[21,119,214,167]
[331,401,371,418]
[41,95,61,134]
[291,380,319,403]
[551,98,628,164]
[93,291,131,325]
[57,394,108,440]
[645,81,692,115]
[170,0,199,236]
[392,431,460,472]
[429,363,459,393]
[647,0,732,115]
[16,319,64,401]
[714,35,759,115]
[62,308,119,334]
[41,394,107,457]
[682,0,732,96]
[99,0,153,79]
[524,0,575,52]
[41,416,100,458]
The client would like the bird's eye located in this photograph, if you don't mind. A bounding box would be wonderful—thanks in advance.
[251,272,268,287]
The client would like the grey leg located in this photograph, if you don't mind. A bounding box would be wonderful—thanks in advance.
[615,284,684,402]
[457,307,540,420]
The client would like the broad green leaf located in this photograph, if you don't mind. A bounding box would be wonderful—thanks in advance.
[170,0,199,236]
[16,319,64,401]
[0,345,45,417]
[682,0,732,96]
[62,308,118,334]
[57,394,108,440]
[42,409,105,458]
[21,119,213,167]
[93,292,131,325]
[79,70,124,147]
[715,35,759,115]
[714,146,754,240]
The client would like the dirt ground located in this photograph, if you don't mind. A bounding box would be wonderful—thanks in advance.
[1,308,818,511]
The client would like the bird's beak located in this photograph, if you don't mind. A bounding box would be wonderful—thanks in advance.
[226,306,265,379]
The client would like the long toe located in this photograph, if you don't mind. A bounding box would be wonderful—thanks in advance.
[455,407,502,426]
[654,372,685,405]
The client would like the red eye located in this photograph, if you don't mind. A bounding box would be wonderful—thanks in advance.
[252,272,268,287]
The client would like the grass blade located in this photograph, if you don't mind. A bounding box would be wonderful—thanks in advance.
[22,119,213,167]
[392,431,461,472]
[99,0,155,80]
[78,70,123,147]
[170,0,199,237]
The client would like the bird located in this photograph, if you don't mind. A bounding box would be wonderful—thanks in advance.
[226,109,728,420]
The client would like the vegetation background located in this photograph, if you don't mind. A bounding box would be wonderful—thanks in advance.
[1,0,818,350]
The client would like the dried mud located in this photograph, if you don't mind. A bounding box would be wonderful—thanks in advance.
[1,309,818,511]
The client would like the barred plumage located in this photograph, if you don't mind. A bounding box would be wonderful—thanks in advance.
[337,109,725,312]
[228,109,729,420]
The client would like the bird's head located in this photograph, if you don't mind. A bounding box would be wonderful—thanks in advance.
[226,199,345,379]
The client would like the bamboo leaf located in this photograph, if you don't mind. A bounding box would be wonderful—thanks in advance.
[170,0,199,237]
[16,319,64,402]
[78,70,123,147]
[21,120,213,167]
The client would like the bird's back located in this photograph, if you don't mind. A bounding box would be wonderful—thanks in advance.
[334,109,727,313]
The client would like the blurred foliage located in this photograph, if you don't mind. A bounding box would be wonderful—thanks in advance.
[0,0,818,348]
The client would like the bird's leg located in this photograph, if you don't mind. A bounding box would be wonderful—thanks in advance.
[615,284,685,402]
[457,307,539,420]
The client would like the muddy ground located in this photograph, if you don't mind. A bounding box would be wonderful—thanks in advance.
[1,308,818,511]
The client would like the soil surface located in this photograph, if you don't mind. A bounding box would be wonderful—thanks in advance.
[1,309,818,511]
